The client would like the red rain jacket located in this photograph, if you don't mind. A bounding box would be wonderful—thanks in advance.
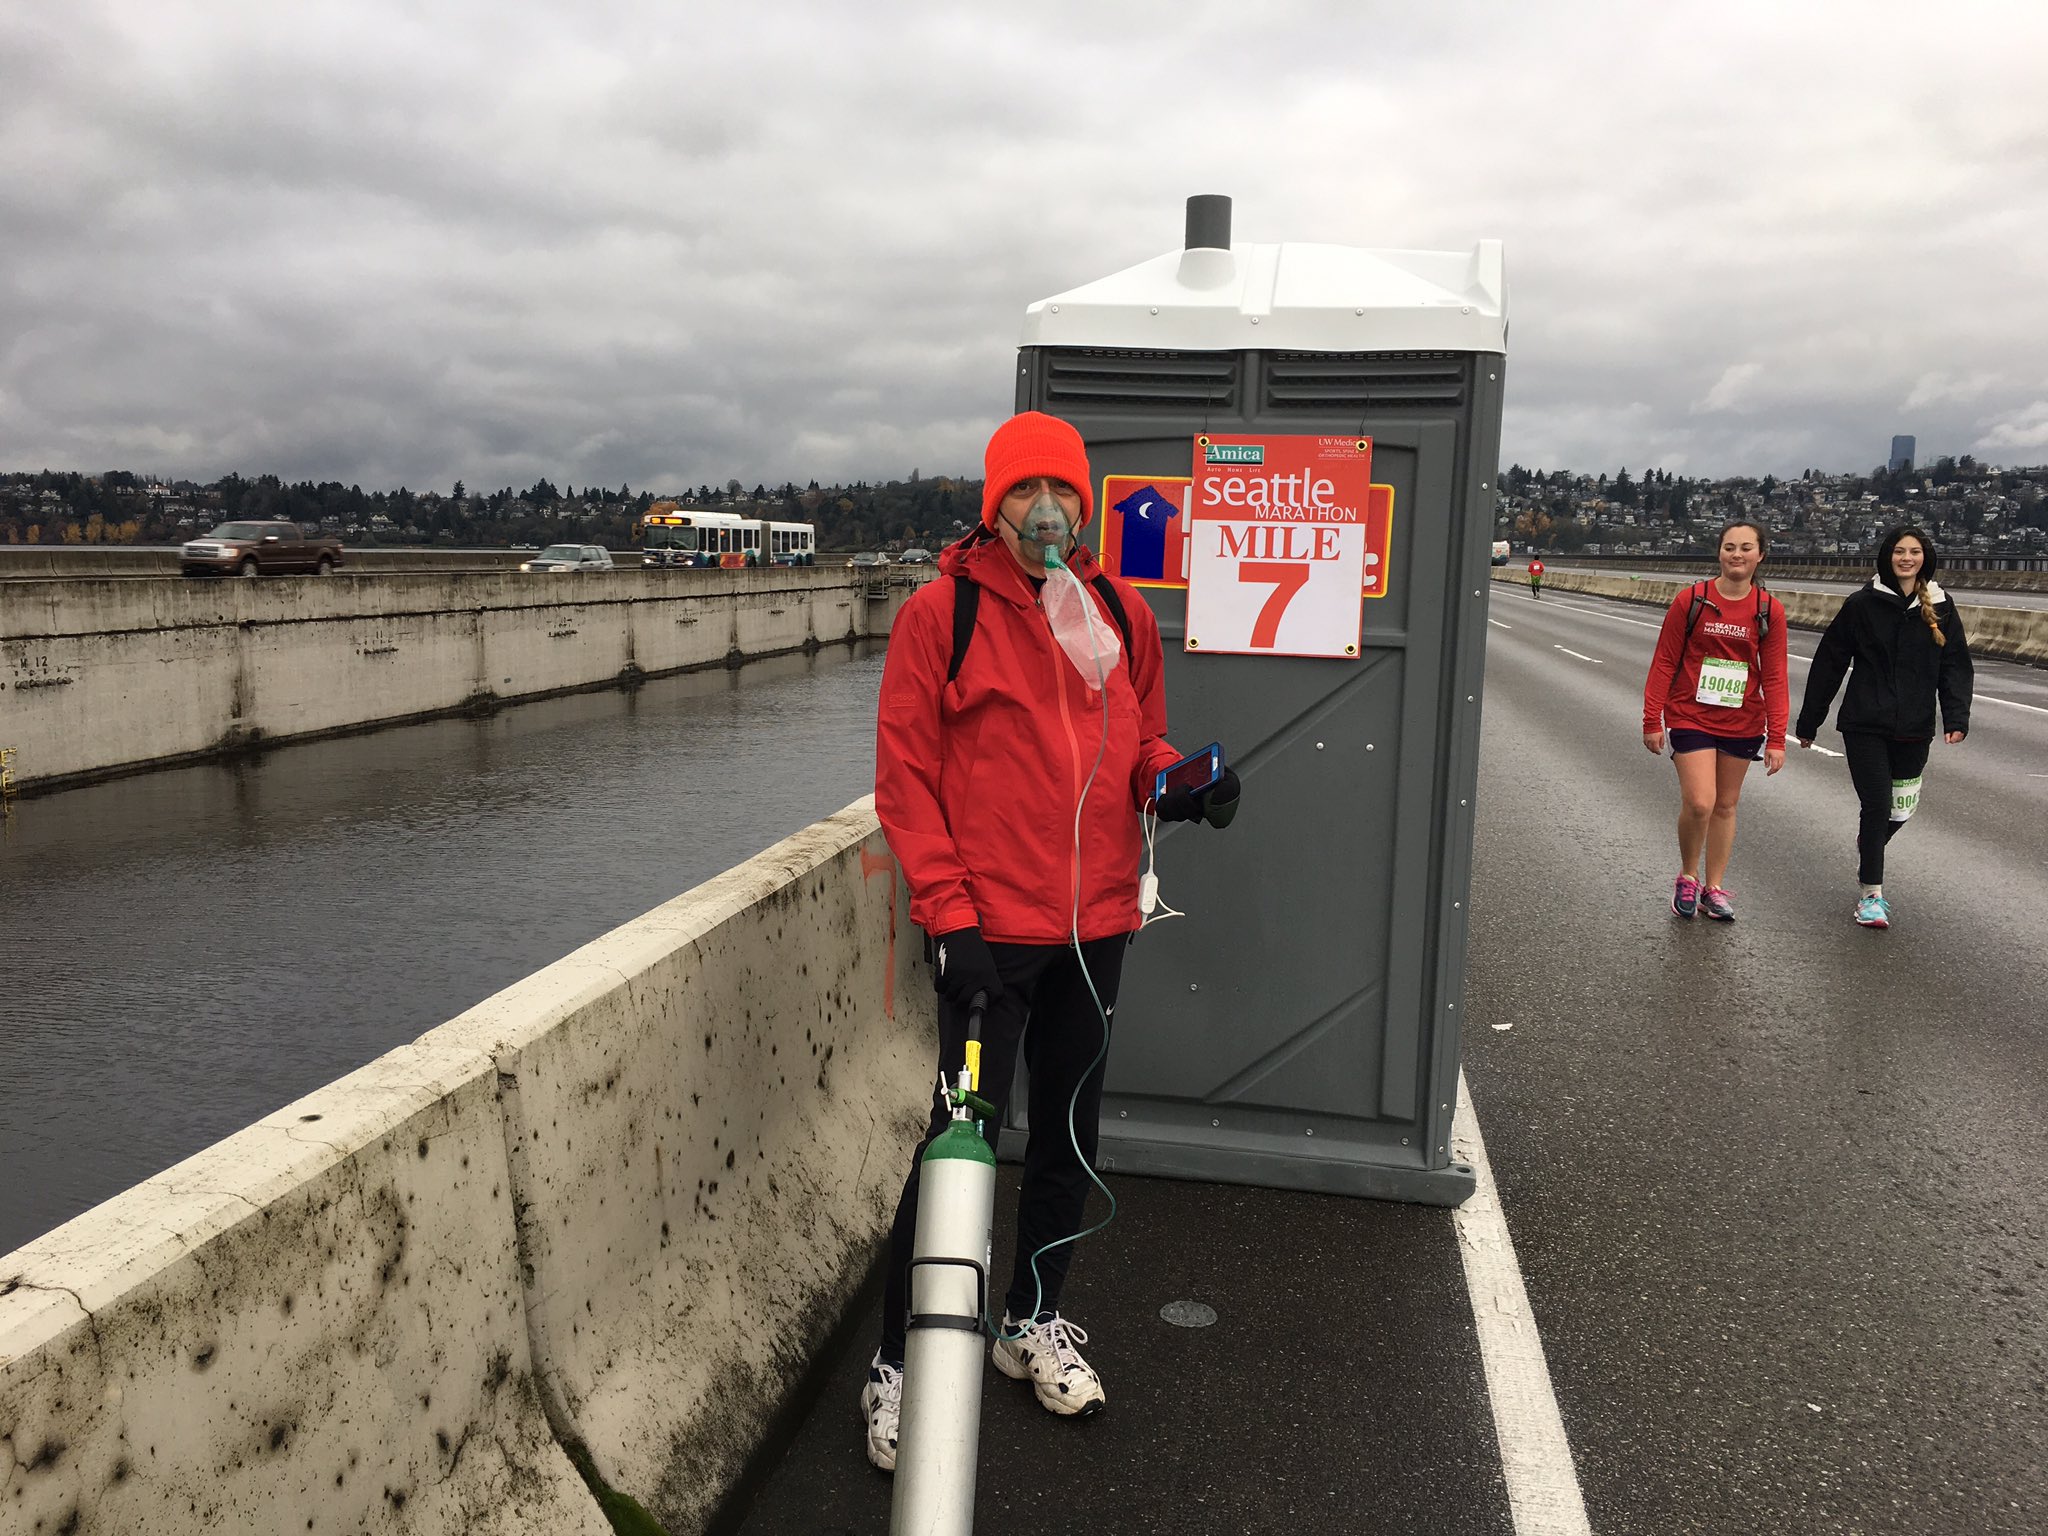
[876,534,1182,945]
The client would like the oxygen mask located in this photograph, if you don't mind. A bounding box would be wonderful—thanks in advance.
[1018,494,1074,565]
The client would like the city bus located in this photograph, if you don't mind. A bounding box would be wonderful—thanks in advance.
[637,510,817,569]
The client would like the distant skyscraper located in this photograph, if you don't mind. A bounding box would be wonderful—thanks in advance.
[1889,435,1916,473]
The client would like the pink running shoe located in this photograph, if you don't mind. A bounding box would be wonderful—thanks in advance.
[1671,875,1701,918]
[1699,886,1736,921]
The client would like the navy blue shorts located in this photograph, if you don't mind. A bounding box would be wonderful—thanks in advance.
[1669,728,1763,760]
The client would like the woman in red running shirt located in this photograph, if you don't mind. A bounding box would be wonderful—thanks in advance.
[1640,521,1788,921]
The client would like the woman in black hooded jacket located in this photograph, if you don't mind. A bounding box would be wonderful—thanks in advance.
[1796,525,1973,929]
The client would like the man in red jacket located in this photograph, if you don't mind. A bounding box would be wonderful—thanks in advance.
[861,411,1240,1472]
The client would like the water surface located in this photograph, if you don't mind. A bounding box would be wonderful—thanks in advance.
[0,644,887,1254]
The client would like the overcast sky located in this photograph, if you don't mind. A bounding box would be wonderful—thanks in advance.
[4,0,2044,493]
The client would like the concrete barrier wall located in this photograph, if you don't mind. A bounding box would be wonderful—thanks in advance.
[0,799,933,1535]
[1544,557,2048,592]
[0,549,538,579]
[1,569,927,793]
[1493,568,2048,666]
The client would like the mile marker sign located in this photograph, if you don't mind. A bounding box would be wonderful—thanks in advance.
[1183,434,1375,658]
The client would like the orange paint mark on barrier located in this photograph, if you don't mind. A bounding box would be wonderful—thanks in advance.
[860,847,899,1018]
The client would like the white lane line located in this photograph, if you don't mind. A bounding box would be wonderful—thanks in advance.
[1977,693,2048,717]
[1552,645,1603,664]
[1765,653,2047,723]
[1454,1070,1593,1536]
[1529,596,1662,631]
[1533,592,2047,717]
[1490,619,1514,630]
[1803,743,1845,757]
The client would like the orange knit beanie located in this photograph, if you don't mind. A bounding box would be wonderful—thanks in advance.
[980,411,1094,530]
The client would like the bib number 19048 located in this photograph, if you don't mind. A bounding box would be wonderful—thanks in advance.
[1695,657,1749,708]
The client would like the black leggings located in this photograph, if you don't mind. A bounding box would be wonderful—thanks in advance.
[879,934,1127,1363]
[1841,732,1931,885]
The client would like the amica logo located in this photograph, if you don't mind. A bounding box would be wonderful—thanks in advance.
[1203,443,1264,465]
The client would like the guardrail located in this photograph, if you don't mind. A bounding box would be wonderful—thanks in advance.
[1538,553,2048,591]
[0,800,930,1535]
[1,550,950,581]
[1494,568,2048,666]
[1,567,929,795]
[0,547,552,579]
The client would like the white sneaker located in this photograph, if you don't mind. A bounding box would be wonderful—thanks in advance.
[859,1353,902,1471]
[991,1311,1105,1417]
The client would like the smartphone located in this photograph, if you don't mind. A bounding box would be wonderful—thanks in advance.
[1155,742,1224,805]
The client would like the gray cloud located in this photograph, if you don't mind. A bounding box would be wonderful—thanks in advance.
[4,0,2045,492]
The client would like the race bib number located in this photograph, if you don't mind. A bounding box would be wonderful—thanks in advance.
[1890,776,1923,823]
[1695,657,1749,708]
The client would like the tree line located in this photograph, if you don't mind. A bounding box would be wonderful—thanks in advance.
[0,468,979,553]
[12,454,2042,557]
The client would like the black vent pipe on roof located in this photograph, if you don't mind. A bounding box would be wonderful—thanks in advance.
[1185,194,1232,251]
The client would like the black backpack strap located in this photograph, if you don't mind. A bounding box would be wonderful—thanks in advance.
[1684,577,1773,663]
[1087,574,1136,665]
[947,574,979,684]
[1682,580,1708,643]
[949,569,1138,685]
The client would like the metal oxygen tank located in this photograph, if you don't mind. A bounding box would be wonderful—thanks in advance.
[890,995,998,1536]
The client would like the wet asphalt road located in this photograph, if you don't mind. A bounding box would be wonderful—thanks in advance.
[1465,587,2047,1535]
[734,587,2048,1536]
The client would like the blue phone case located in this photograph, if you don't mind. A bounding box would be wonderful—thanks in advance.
[1156,742,1224,804]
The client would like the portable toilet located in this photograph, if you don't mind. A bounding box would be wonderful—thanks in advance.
[1003,195,1507,1204]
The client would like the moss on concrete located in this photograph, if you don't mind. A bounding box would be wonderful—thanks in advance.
[564,1440,670,1536]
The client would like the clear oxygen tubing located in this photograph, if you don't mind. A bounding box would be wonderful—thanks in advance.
[991,517,1124,1340]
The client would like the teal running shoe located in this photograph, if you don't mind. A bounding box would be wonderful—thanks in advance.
[1855,894,1890,929]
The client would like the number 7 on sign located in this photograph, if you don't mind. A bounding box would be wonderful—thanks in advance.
[1239,562,1312,648]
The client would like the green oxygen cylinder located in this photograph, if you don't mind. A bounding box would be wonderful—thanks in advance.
[890,1011,998,1536]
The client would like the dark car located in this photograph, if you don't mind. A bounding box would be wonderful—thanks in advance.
[182,521,345,578]
[897,547,934,565]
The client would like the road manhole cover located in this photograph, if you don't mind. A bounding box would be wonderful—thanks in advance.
[1159,1300,1217,1328]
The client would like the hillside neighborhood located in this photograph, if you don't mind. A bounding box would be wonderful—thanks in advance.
[1495,456,2048,559]
[4,455,2046,561]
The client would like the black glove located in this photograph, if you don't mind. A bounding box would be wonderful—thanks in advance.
[1201,767,1241,829]
[932,926,1002,1010]
[1155,766,1243,828]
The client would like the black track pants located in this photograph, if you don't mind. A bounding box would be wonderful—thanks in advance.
[879,934,1126,1364]
[1841,732,1931,886]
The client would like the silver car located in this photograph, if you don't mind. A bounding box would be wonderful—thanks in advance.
[520,544,614,572]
